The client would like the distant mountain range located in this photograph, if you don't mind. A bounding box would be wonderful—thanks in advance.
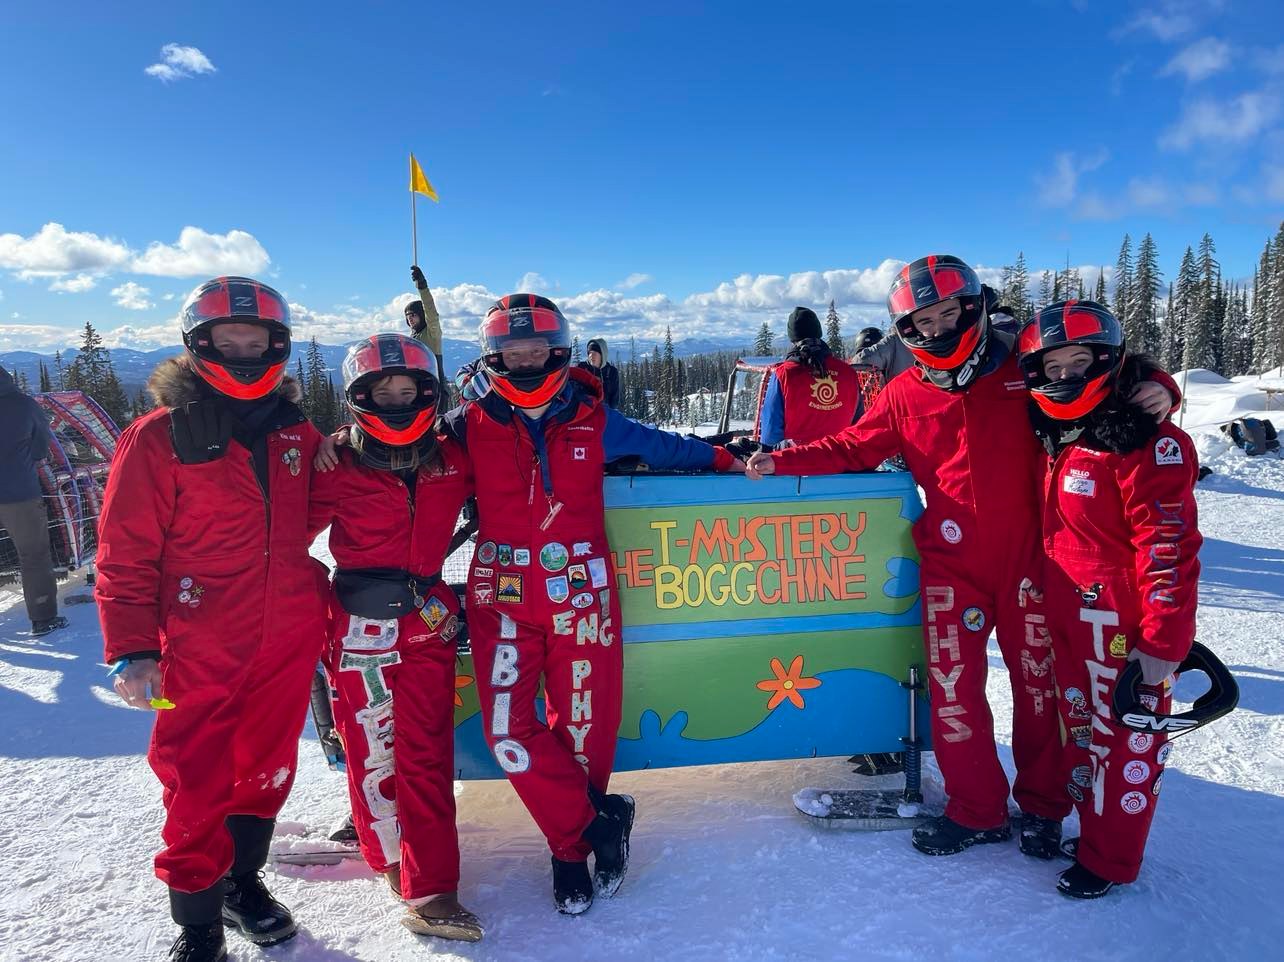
[0,334,754,395]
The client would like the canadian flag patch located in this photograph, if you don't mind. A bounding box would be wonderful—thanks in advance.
[1153,436,1183,466]
[573,447,586,460]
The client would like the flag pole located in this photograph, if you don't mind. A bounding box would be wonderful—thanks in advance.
[411,190,419,265]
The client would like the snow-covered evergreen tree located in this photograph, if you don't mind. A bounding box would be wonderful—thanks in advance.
[1131,234,1163,355]
[824,300,844,356]
[752,323,775,356]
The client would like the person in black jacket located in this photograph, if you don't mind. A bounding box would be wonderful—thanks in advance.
[576,338,620,408]
[0,367,64,636]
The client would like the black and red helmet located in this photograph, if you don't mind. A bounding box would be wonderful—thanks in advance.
[479,293,573,408]
[886,255,988,383]
[1017,299,1125,421]
[341,333,440,446]
[180,276,291,400]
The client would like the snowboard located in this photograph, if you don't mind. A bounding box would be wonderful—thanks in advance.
[793,788,935,831]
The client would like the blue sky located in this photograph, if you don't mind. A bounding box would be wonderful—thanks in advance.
[1,0,1282,351]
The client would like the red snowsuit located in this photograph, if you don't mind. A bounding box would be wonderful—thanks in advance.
[445,368,724,860]
[311,439,472,899]
[1039,420,1200,884]
[95,359,329,893]
[776,356,861,444]
[771,350,1069,830]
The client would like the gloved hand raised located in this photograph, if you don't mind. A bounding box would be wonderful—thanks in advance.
[1127,648,1182,686]
[411,264,427,290]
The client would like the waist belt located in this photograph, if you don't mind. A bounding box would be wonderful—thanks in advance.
[333,567,442,620]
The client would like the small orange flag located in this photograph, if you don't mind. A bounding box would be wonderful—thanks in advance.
[409,153,439,202]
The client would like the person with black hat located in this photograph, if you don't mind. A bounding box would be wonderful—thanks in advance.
[405,265,449,399]
[758,306,861,448]
[575,337,620,408]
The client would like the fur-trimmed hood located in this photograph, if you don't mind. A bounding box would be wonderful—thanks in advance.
[147,354,303,409]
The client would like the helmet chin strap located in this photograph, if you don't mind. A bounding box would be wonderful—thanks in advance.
[919,314,990,392]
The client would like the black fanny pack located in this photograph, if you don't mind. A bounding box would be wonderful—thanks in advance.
[333,567,441,619]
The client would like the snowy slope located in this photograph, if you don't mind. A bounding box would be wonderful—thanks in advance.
[2,382,1283,962]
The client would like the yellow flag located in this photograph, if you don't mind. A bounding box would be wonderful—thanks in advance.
[409,153,439,202]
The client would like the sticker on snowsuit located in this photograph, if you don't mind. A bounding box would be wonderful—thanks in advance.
[1154,436,1183,466]
[282,447,302,477]
[540,542,569,572]
[179,576,194,590]
[1017,577,1043,607]
[1077,582,1103,607]
[1152,773,1163,796]
[1123,760,1151,785]
[588,557,608,588]
[1140,692,1159,711]
[497,574,523,604]
[571,591,594,609]
[421,597,449,630]
[474,566,494,579]
[1070,724,1091,749]
[598,588,611,609]
[500,613,517,639]
[1120,791,1148,814]
[498,544,513,567]
[573,541,592,557]
[1128,732,1154,754]
[473,583,494,606]
[514,548,531,567]
[573,446,587,460]
[546,576,570,603]
[1110,633,1129,658]
[176,579,205,608]
[1066,783,1084,802]
[1065,688,1091,720]
[440,615,460,643]
[477,541,498,564]
[1071,764,1092,788]
[1156,742,1172,766]
[939,519,962,544]
[568,564,588,590]
[961,607,985,632]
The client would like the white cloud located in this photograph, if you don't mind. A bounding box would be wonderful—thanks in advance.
[0,222,131,274]
[1260,164,1284,203]
[111,281,154,311]
[1160,37,1231,82]
[130,227,270,277]
[515,272,549,292]
[144,44,216,83]
[617,272,652,290]
[99,323,177,350]
[49,273,98,293]
[1034,149,1110,207]
[1117,8,1195,42]
[1159,91,1279,149]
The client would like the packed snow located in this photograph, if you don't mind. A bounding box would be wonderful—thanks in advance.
[1,376,1282,961]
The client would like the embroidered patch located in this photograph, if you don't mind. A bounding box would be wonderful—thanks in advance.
[497,544,513,567]
[282,447,302,477]
[571,591,594,609]
[1120,791,1148,815]
[440,616,460,642]
[477,541,498,565]
[573,446,587,460]
[588,556,609,588]
[1109,633,1129,658]
[421,597,448,630]
[1070,724,1091,749]
[568,564,588,590]
[473,583,494,606]
[513,548,531,567]
[939,519,962,544]
[572,541,593,557]
[1063,474,1096,497]
[1071,764,1092,788]
[961,607,985,632]
[497,574,522,604]
[540,542,569,572]
[546,576,569,603]
[1065,687,1090,719]
[473,566,494,579]
[1154,436,1183,466]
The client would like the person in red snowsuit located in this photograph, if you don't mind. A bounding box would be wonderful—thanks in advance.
[1016,300,1201,899]
[758,307,861,447]
[96,277,329,961]
[443,293,741,915]
[745,255,1178,860]
[309,333,484,941]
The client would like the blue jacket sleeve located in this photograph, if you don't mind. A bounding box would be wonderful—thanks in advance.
[602,407,716,470]
[758,372,784,446]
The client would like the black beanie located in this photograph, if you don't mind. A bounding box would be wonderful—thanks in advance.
[787,307,822,343]
[404,300,425,320]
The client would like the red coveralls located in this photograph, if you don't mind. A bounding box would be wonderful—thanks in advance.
[311,440,472,898]
[96,361,329,893]
[1040,421,1200,883]
[449,380,625,861]
[775,356,861,444]
[771,352,1068,830]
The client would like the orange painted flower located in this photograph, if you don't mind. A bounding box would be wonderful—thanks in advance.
[756,655,821,710]
[453,673,474,708]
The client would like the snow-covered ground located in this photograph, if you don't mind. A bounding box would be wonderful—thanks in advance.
[2,380,1282,961]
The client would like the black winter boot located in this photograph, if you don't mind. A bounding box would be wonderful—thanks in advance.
[222,814,296,945]
[911,815,1011,856]
[167,923,227,961]
[1057,861,1117,899]
[551,858,594,915]
[1016,812,1063,860]
[582,793,635,897]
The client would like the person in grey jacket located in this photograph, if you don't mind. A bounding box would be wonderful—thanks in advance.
[0,367,65,636]
[851,328,916,380]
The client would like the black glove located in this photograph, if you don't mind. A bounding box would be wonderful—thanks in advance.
[724,436,766,460]
[169,400,236,464]
[981,284,1001,315]
[410,264,427,290]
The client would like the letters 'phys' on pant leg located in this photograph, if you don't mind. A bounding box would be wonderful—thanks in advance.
[920,570,1010,831]
[1056,599,1173,885]
[325,612,405,873]
[470,603,601,861]
[993,554,1073,822]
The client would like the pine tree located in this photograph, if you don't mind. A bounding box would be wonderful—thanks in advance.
[53,351,65,389]
[65,322,110,395]
[571,335,582,363]
[302,338,340,433]
[824,300,844,355]
[97,359,131,428]
[1181,238,1217,371]
[15,369,30,392]
[752,322,775,356]
[1037,270,1053,309]
[1114,234,1133,327]
[1170,247,1199,371]
[1003,252,1032,322]
[1131,234,1163,355]
[1093,268,1108,308]
[38,361,52,393]
[1271,221,1284,375]
[1250,245,1275,372]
